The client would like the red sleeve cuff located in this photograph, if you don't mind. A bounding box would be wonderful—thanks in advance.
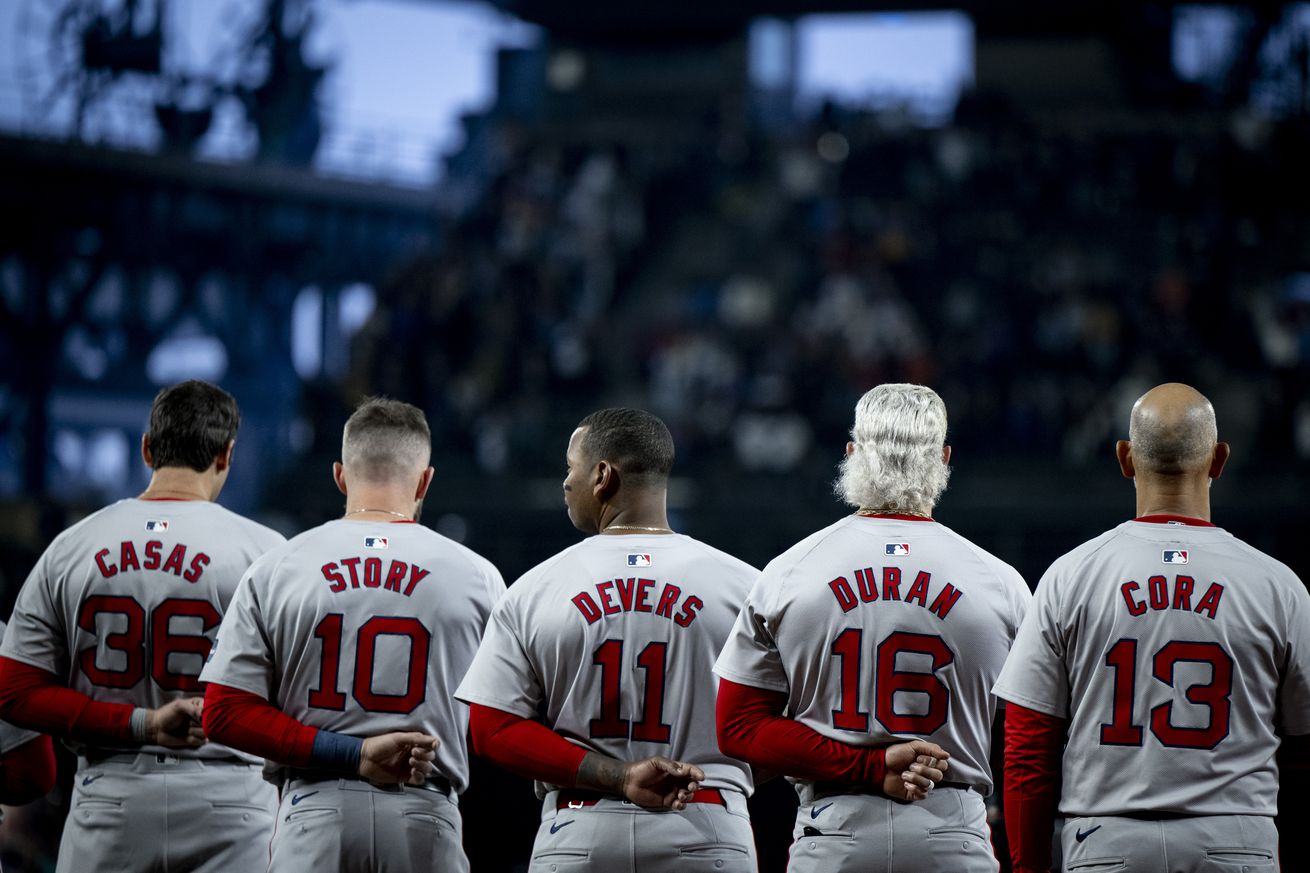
[715,678,885,786]
[468,703,587,787]
[202,683,317,766]
[1003,702,1066,873]
[0,656,133,742]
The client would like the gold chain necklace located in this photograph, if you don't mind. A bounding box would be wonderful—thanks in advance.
[345,508,411,520]
[602,524,674,533]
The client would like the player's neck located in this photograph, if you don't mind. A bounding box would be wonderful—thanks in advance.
[1134,476,1212,522]
[597,494,673,535]
[343,487,417,522]
[140,468,217,502]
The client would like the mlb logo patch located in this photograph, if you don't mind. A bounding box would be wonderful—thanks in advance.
[628,554,652,567]
[364,536,389,549]
[145,519,169,532]
[1162,549,1189,564]
[886,543,910,556]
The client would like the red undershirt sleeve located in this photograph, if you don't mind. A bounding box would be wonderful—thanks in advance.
[0,656,133,743]
[202,683,317,766]
[1003,701,1066,873]
[0,735,58,805]
[715,678,886,786]
[468,703,587,787]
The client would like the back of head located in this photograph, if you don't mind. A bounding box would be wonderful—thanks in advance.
[342,397,431,483]
[146,380,240,471]
[1128,383,1218,476]
[576,408,674,486]
[836,383,950,511]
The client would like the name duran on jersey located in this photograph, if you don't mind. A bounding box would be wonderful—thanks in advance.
[94,540,210,583]
[1119,574,1223,619]
[320,555,430,597]
[827,565,965,620]
[570,576,702,627]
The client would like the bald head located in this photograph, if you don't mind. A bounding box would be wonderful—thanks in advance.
[1128,383,1218,475]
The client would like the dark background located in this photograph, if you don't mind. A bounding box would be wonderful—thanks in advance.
[2,0,1310,870]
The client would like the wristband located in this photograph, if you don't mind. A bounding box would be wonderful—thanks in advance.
[309,730,364,775]
[129,708,149,742]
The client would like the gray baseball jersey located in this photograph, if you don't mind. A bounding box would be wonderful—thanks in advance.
[715,515,1030,801]
[0,498,284,758]
[0,497,284,873]
[993,517,1310,818]
[200,518,505,793]
[455,532,760,873]
[0,621,40,756]
[455,533,758,796]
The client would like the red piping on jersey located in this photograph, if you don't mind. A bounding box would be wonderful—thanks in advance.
[1133,514,1216,527]
[1003,702,1066,873]
[390,520,417,524]
[855,513,935,523]
[715,678,887,785]
[0,657,134,742]
[202,684,317,766]
[0,734,57,804]
[467,703,587,787]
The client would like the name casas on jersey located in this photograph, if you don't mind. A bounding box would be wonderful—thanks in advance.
[94,539,210,583]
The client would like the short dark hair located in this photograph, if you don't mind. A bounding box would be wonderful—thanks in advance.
[577,408,674,484]
[146,380,240,472]
[343,397,431,482]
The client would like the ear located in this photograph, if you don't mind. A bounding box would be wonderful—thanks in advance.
[214,440,235,473]
[593,460,618,499]
[1115,440,1134,479]
[415,466,435,501]
[141,434,153,468]
[942,445,951,466]
[333,462,348,496]
[845,441,855,458]
[1209,442,1230,480]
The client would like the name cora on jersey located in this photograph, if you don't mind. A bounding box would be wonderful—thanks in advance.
[95,539,210,583]
[1120,574,1224,619]
[571,577,703,627]
[320,556,430,597]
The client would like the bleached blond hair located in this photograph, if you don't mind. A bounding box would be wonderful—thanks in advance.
[835,383,951,512]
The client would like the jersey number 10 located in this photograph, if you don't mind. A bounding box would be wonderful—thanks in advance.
[308,614,431,714]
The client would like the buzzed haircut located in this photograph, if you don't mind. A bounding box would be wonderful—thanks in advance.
[146,380,240,472]
[342,397,431,483]
[1130,399,1218,475]
[576,408,674,484]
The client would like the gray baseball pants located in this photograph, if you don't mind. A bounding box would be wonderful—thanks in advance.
[58,752,276,873]
[1060,813,1277,872]
[271,775,467,873]
[788,785,998,873]
[530,788,756,873]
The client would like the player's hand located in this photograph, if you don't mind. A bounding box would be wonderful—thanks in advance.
[619,756,706,810]
[359,732,440,786]
[883,740,949,802]
[146,697,206,748]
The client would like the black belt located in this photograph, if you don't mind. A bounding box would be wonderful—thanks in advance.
[285,768,453,796]
[813,780,980,798]
[1116,810,1195,821]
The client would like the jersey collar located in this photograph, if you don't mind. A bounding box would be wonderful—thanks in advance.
[1133,514,1216,528]
[855,513,935,522]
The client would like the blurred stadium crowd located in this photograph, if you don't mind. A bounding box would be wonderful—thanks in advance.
[350,97,1310,484]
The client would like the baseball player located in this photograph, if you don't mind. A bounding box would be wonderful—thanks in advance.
[0,619,56,807]
[0,380,285,873]
[715,383,1030,873]
[993,382,1310,873]
[455,408,762,873]
[200,397,505,873]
